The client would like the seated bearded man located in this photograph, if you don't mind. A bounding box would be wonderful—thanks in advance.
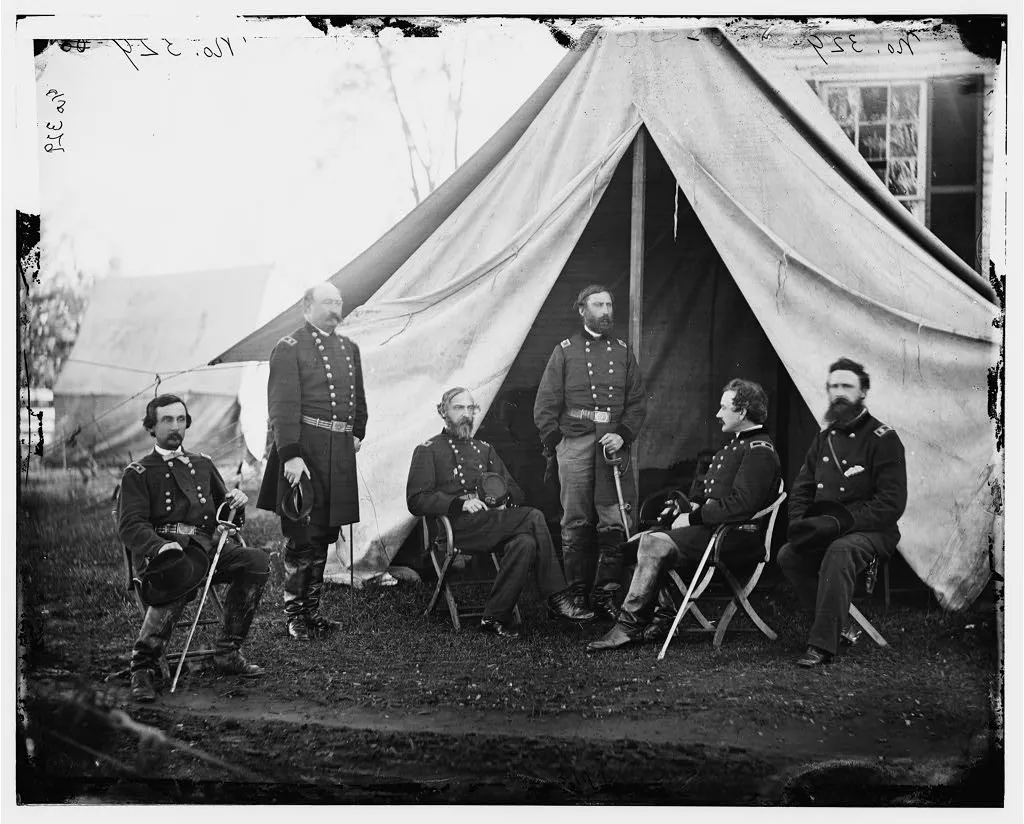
[407,387,595,638]
[588,379,781,651]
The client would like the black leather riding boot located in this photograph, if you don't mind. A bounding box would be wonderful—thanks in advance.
[216,571,269,654]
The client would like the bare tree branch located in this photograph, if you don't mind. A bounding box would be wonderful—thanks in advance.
[375,38,426,205]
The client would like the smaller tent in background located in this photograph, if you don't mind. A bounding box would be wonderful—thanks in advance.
[52,265,294,472]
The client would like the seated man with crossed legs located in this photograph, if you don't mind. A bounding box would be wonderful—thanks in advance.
[588,379,781,651]
[408,387,595,639]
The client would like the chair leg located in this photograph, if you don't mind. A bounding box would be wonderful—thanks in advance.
[848,603,888,647]
[667,570,715,630]
[715,563,777,647]
[424,548,456,619]
[883,559,891,610]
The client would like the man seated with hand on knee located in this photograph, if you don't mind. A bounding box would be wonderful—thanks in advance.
[588,379,781,651]
[407,387,595,639]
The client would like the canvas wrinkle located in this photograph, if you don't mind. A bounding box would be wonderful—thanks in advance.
[692,163,993,344]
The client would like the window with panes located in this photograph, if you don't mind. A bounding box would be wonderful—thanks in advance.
[819,77,983,272]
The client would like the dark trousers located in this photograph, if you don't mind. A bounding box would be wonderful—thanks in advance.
[131,541,269,674]
[777,532,888,655]
[619,526,763,632]
[452,507,567,623]
[282,519,341,621]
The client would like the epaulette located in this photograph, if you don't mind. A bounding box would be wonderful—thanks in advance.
[874,424,894,438]
[420,435,437,448]
[749,440,775,451]
[199,452,212,460]
[478,439,490,448]
[126,462,145,475]
[560,338,571,349]
[280,335,297,346]
[617,338,627,348]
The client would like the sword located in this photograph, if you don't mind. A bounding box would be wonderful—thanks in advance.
[602,443,631,540]
[170,502,240,693]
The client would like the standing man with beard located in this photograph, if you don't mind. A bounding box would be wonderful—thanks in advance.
[777,357,907,668]
[408,387,594,638]
[257,282,368,641]
[534,285,647,620]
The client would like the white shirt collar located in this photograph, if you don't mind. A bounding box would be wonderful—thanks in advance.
[583,325,603,339]
[733,424,763,440]
[308,321,333,338]
[154,444,184,459]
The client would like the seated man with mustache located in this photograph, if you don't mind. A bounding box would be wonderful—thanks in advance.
[407,387,596,638]
[778,357,907,668]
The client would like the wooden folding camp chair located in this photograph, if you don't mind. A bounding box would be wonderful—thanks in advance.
[845,555,892,647]
[110,487,226,679]
[421,515,522,630]
[659,480,787,656]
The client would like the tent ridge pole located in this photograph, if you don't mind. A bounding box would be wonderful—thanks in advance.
[629,127,647,507]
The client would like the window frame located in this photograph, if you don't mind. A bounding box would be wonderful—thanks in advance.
[818,79,930,221]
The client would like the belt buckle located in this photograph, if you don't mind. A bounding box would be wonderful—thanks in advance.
[594,410,610,424]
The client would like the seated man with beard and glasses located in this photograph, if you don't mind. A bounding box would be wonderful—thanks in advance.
[407,387,595,639]
[777,357,907,668]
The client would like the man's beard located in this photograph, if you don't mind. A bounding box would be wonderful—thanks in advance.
[444,417,474,439]
[824,397,865,426]
[584,310,614,334]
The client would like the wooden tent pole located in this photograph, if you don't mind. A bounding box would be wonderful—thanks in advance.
[628,127,646,511]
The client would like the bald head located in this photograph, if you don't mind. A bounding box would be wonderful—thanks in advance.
[303,282,344,331]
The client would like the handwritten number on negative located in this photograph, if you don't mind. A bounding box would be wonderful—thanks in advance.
[808,34,827,65]
[831,36,845,54]
[164,39,181,56]
[848,33,863,53]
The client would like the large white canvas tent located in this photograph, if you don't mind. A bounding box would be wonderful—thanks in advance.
[216,27,1000,610]
[54,265,281,470]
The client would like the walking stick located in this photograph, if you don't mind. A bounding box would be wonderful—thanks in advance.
[170,502,240,693]
[657,530,716,661]
[603,443,632,540]
[349,523,354,609]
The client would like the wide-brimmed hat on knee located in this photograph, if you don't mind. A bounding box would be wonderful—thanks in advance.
[139,544,210,606]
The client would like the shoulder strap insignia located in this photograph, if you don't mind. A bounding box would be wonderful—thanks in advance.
[126,462,145,475]
[280,335,297,346]
[560,338,571,349]
[617,338,627,347]
[198,452,212,460]
[749,440,775,451]
[874,424,894,438]
[477,439,490,448]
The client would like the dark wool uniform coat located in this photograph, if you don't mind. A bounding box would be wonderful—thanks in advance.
[119,449,237,567]
[533,330,647,505]
[256,322,368,527]
[662,427,782,562]
[788,409,906,554]
[407,432,544,553]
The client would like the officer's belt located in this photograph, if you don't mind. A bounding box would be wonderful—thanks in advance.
[155,523,210,538]
[301,415,353,434]
[567,408,613,424]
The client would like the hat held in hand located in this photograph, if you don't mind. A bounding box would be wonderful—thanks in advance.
[139,544,210,606]
[278,475,314,523]
[788,500,854,551]
[477,472,511,508]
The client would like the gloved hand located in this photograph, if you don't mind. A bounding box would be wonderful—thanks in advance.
[543,451,558,488]
[787,515,842,552]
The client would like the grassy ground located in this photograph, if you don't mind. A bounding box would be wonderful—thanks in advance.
[16,468,1003,803]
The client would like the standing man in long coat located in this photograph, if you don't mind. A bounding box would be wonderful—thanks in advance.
[534,284,647,620]
[257,282,368,641]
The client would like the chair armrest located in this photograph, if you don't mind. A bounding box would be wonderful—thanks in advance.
[421,514,457,555]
